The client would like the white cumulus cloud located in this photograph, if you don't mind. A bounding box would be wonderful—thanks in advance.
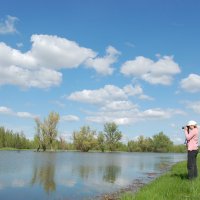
[30,34,96,69]
[101,101,137,111]
[67,85,152,107]
[61,115,80,122]
[16,112,36,118]
[0,106,13,114]
[120,55,181,85]
[68,84,151,105]
[86,107,184,125]
[140,108,184,119]
[85,46,120,75]
[180,74,200,93]
[0,34,120,89]
[68,84,182,125]
[86,113,136,125]
[68,85,127,104]
[0,106,37,119]
[0,64,62,88]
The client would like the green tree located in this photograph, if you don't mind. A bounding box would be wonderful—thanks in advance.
[127,140,138,152]
[146,137,154,152]
[137,136,147,152]
[104,122,122,151]
[137,136,154,152]
[0,126,33,149]
[152,132,173,152]
[34,112,60,151]
[97,132,106,152]
[116,142,127,151]
[73,126,97,152]
[44,112,60,151]
[57,136,67,150]
[0,127,6,148]
[172,144,186,153]
[34,118,47,151]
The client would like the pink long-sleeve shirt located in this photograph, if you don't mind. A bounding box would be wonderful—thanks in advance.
[185,127,199,151]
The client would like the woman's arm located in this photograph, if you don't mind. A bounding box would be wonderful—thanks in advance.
[185,128,198,140]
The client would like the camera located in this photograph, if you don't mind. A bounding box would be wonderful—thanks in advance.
[182,126,189,130]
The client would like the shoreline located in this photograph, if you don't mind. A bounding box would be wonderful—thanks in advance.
[97,172,161,200]
[97,163,173,200]
[101,157,200,200]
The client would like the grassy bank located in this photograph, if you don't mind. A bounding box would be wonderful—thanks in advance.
[0,147,21,151]
[0,147,34,151]
[120,155,200,200]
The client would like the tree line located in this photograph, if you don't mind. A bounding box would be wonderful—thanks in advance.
[0,112,186,153]
[0,126,34,149]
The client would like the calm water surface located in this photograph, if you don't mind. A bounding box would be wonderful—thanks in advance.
[0,151,186,200]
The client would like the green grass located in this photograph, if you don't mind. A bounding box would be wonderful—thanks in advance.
[0,147,33,151]
[0,147,20,150]
[120,155,200,200]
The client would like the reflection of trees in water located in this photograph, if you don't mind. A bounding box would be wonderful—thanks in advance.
[155,161,170,171]
[72,165,95,180]
[72,164,121,184]
[102,165,121,183]
[31,153,56,194]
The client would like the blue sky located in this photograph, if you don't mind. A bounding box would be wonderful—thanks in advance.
[0,0,200,144]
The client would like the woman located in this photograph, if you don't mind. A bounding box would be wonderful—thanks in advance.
[184,120,199,180]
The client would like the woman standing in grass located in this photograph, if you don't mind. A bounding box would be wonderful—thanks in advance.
[184,120,199,180]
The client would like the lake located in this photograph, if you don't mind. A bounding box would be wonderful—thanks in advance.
[0,151,186,200]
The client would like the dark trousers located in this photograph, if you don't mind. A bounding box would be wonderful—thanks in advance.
[187,150,198,179]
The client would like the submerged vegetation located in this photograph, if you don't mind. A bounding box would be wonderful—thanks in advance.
[0,112,186,152]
